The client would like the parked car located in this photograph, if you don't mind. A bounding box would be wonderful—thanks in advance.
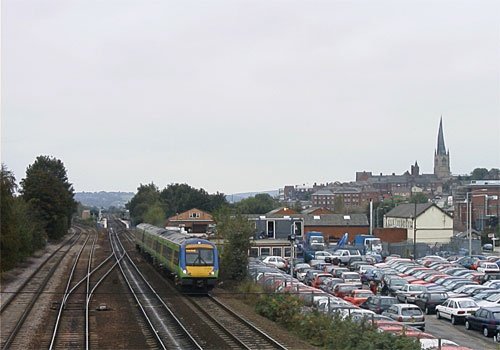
[395,284,427,303]
[343,289,374,306]
[477,262,500,274]
[293,263,311,277]
[304,269,324,286]
[340,271,362,288]
[465,306,500,337]
[311,273,334,289]
[435,297,479,325]
[314,250,335,261]
[360,296,398,314]
[387,277,409,296]
[296,266,313,282]
[333,283,358,299]
[414,292,449,315]
[260,256,288,270]
[382,304,426,330]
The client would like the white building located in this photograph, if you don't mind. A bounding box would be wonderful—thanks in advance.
[384,203,453,244]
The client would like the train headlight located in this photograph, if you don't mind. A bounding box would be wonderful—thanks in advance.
[210,270,215,275]
[183,269,187,274]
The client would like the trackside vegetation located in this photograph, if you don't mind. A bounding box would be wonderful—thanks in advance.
[1,157,76,271]
[253,292,420,350]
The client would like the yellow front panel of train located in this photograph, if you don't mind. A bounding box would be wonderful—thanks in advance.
[186,266,214,277]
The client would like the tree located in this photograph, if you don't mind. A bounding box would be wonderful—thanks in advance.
[20,156,77,240]
[235,193,278,214]
[126,183,161,225]
[409,192,428,204]
[1,164,21,270]
[471,168,489,180]
[143,202,166,226]
[159,183,228,217]
[214,208,253,285]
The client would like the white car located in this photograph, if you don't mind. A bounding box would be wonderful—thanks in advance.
[477,262,500,273]
[314,251,334,261]
[395,284,427,303]
[476,293,500,308]
[435,297,479,325]
[260,256,288,270]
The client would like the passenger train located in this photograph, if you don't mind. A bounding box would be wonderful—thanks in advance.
[134,223,219,290]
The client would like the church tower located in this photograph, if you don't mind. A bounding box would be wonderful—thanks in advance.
[434,117,451,179]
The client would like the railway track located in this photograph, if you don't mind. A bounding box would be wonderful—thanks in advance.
[0,228,83,350]
[110,227,202,350]
[186,295,288,350]
[47,228,119,350]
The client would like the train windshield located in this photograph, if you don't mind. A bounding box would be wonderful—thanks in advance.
[185,248,214,266]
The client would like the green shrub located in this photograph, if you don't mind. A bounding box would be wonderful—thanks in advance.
[253,292,420,350]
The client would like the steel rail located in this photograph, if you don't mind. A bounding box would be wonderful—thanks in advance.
[112,228,203,350]
[0,229,84,350]
[109,229,167,350]
[49,231,93,350]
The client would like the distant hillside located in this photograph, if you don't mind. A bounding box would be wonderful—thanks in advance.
[226,190,279,203]
[75,191,134,209]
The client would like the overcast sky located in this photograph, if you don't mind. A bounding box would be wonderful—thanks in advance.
[2,1,499,195]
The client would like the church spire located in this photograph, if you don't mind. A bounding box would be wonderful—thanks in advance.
[436,116,447,155]
[434,116,451,179]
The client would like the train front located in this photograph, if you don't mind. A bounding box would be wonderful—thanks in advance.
[180,239,219,289]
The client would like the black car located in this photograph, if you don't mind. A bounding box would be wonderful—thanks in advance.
[414,292,449,315]
[465,306,500,337]
[359,296,398,314]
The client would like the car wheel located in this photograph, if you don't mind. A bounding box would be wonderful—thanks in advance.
[425,307,430,315]
[483,327,490,337]
[451,316,456,325]
[465,321,471,330]
[436,311,441,319]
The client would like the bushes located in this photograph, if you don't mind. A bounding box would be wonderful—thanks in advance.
[254,293,420,350]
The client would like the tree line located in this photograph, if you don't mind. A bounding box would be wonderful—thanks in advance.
[125,183,279,226]
[1,156,77,271]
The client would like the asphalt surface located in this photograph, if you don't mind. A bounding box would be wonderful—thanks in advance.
[425,315,499,350]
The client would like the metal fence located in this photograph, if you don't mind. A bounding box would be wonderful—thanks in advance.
[384,237,482,259]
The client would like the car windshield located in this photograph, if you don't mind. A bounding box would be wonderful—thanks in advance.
[457,300,476,308]
[391,280,406,286]
[401,308,422,316]
[380,298,396,305]
[485,294,500,302]
[409,285,425,291]
[357,292,373,298]
[344,273,359,279]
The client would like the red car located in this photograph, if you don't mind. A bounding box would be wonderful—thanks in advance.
[343,289,374,306]
[333,283,358,298]
[311,273,333,289]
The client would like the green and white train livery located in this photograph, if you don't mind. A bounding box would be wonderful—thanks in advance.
[134,223,219,289]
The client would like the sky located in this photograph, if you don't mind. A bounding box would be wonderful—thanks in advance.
[2,0,500,195]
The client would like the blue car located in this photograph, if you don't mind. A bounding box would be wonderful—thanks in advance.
[465,306,500,338]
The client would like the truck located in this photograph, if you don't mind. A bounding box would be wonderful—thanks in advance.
[302,231,326,262]
[353,235,383,255]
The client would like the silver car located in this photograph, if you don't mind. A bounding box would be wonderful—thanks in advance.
[382,303,426,330]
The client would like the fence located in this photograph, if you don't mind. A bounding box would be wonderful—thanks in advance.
[384,237,482,258]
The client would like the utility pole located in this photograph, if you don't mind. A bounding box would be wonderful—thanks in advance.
[412,188,417,260]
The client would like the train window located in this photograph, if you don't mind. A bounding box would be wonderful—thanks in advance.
[272,247,282,257]
[173,251,179,265]
[249,247,259,257]
[185,248,214,266]
[260,247,270,256]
